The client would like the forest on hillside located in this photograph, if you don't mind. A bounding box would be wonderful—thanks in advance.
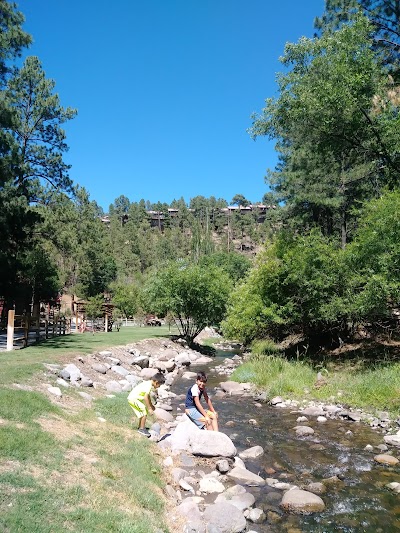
[0,0,399,348]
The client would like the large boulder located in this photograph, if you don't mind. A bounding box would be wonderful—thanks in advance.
[105,380,122,393]
[302,406,325,417]
[165,419,200,452]
[191,356,214,365]
[176,500,202,521]
[293,426,315,437]
[111,365,130,377]
[199,477,225,494]
[280,489,325,514]
[203,502,247,533]
[163,418,236,457]
[189,430,237,458]
[125,374,142,386]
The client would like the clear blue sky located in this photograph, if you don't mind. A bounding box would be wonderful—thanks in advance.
[18,0,323,211]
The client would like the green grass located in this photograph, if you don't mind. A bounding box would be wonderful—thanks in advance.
[0,402,168,532]
[0,424,58,461]
[232,354,400,416]
[0,389,61,422]
[0,326,172,532]
[0,325,176,385]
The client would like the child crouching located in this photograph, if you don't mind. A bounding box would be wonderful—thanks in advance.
[128,372,165,437]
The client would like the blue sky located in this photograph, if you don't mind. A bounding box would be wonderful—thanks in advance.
[18,0,323,211]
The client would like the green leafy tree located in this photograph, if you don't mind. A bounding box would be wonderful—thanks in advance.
[250,16,399,247]
[110,282,141,318]
[343,189,400,322]
[222,232,347,343]
[143,261,232,344]
[199,252,252,283]
[85,294,104,334]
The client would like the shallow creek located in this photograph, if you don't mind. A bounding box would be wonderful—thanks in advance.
[170,351,400,532]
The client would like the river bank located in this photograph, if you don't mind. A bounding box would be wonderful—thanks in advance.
[2,334,400,532]
[228,335,400,426]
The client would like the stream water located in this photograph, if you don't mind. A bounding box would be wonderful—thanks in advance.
[170,350,400,532]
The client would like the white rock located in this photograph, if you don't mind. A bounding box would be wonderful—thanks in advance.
[48,386,62,397]
[384,434,400,447]
[199,477,225,494]
[227,467,265,486]
[239,445,264,460]
[247,508,266,523]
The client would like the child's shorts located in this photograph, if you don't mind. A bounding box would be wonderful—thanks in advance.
[186,408,215,429]
[128,398,147,418]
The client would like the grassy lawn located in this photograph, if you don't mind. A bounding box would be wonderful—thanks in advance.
[0,325,177,385]
[0,326,173,532]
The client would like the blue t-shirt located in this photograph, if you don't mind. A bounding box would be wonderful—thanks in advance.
[185,383,203,408]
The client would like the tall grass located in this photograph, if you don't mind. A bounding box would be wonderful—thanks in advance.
[232,352,400,416]
[233,354,315,397]
[250,338,282,356]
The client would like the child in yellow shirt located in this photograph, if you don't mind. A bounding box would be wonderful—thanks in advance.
[127,373,165,437]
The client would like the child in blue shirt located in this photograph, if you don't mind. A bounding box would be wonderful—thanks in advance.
[185,371,218,431]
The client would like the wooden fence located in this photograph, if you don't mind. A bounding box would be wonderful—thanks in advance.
[6,309,70,351]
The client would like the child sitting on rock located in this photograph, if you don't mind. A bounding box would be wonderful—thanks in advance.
[128,372,165,437]
[185,371,219,431]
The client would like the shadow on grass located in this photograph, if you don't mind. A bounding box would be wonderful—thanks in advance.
[9,326,177,355]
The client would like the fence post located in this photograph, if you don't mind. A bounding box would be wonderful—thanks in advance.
[23,315,29,347]
[45,312,49,339]
[105,313,108,333]
[58,316,62,336]
[6,310,14,351]
[35,316,40,343]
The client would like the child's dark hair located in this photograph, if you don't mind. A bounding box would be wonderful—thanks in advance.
[197,371,207,382]
[153,372,166,384]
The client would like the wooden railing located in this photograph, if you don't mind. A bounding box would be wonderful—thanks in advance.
[6,310,70,351]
